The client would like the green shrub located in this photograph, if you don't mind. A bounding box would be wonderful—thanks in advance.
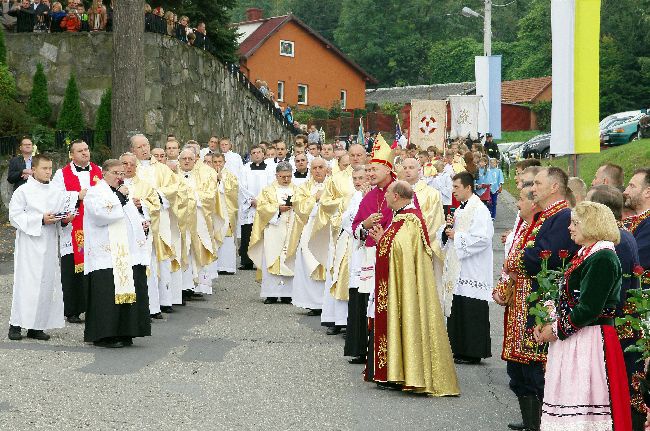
[27,63,52,125]
[94,88,111,145]
[353,108,368,118]
[0,64,17,101]
[57,74,85,132]
[30,124,56,152]
[529,101,552,132]
[0,99,33,136]
[0,27,6,65]
[379,102,403,116]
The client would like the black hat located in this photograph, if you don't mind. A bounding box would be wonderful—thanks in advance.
[486,132,493,138]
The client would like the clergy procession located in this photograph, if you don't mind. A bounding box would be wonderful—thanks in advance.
[5,130,650,431]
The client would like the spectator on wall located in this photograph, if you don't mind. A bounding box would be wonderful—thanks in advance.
[194,21,207,49]
[49,1,65,32]
[8,0,36,33]
[60,6,80,32]
[88,0,107,32]
[307,125,321,144]
[176,15,189,43]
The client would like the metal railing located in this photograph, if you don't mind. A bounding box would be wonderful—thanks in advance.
[0,130,109,157]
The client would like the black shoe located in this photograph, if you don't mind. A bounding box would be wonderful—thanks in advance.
[263,297,278,304]
[306,309,322,316]
[150,312,164,320]
[8,325,22,341]
[453,356,481,365]
[120,337,134,346]
[93,338,126,348]
[160,306,174,313]
[521,396,542,431]
[508,397,527,430]
[348,356,366,364]
[280,297,292,304]
[326,326,342,335]
[191,292,204,299]
[238,265,254,271]
[26,329,50,341]
[218,271,235,275]
[182,290,194,301]
[376,382,401,391]
[67,315,83,324]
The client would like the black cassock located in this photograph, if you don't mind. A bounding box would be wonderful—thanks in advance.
[84,265,151,343]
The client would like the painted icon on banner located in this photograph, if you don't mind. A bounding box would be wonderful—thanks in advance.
[419,116,438,135]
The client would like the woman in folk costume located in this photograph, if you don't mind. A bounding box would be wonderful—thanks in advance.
[534,201,632,430]
[248,162,297,304]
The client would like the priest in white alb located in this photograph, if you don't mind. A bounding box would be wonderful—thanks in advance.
[8,154,78,341]
[287,157,328,314]
[437,171,494,364]
[83,159,152,348]
[248,162,297,304]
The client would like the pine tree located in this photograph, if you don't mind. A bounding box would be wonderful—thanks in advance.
[27,63,52,125]
[94,88,111,145]
[0,26,6,65]
[57,74,85,132]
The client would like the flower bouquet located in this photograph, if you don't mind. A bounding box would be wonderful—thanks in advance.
[616,264,650,359]
[527,250,570,326]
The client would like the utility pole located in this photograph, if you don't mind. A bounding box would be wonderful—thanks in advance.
[484,0,492,56]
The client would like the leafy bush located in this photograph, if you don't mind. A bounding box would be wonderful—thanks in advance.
[379,102,402,116]
[27,63,52,125]
[57,74,85,132]
[530,101,552,132]
[94,88,111,145]
[0,26,6,65]
[0,64,17,101]
[0,99,33,136]
[30,124,56,152]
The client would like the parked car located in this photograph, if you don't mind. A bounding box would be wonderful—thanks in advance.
[503,141,527,163]
[600,110,647,145]
[521,133,552,159]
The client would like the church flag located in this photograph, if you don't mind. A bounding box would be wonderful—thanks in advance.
[410,99,447,150]
[550,0,601,155]
[392,115,402,149]
[449,95,481,141]
[357,118,365,146]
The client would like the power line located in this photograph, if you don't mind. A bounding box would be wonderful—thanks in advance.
[492,0,518,7]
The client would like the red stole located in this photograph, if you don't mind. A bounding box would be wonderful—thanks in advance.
[372,208,429,383]
[62,163,102,273]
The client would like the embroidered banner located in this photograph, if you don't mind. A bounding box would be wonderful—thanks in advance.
[409,99,447,151]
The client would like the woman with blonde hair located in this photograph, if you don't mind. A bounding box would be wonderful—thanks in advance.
[88,0,106,31]
[534,201,631,430]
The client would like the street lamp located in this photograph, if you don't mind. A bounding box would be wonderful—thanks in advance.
[462,1,492,56]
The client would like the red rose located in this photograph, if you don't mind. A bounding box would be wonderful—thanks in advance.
[632,264,645,277]
[558,250,569,259]
[539,250,552,260]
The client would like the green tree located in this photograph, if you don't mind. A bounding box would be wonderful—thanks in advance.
[0,63,17,100]
[426,38,482,84]
[158,0,239,63]
[230,0,290,21]
[286,0,341,42]
[0,26,6,65]
[27,63,52,125]
[506,0,552,80]
[57,74,86,132]
[95,88,112,145]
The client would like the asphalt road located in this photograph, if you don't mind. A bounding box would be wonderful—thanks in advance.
[0,192,519,430]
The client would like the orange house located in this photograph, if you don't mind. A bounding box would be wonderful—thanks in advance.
[233,9,377,110]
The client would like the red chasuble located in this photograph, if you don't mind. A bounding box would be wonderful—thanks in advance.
[61,163,102,272]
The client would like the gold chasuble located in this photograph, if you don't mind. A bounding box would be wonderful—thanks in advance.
[219,169,239,239]
[412,180,445,259]
[309,167,354,270]
[373,208,460,396]
[286,178,327,281]
[248,182,297,276]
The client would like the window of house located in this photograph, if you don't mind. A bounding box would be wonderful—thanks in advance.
[340,90,347,110]
[297,84,308,105]
[277,81,285,102]
[280,40,295,57]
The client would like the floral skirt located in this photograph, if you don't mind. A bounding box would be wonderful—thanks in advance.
[541,325,632,431]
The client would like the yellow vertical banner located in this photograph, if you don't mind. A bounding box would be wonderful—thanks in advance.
[573,0,601,154]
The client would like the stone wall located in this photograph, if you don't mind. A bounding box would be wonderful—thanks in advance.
[5,32,295,154]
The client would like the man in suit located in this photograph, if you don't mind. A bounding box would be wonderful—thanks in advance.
[7,137,34,191]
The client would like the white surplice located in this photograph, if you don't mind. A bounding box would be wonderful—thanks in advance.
[291,181,326,310]
[239,162,273,226]
[9,177,78,330]
[436,194,494,316]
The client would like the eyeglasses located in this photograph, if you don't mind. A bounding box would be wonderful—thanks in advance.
[108,171,125,176]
